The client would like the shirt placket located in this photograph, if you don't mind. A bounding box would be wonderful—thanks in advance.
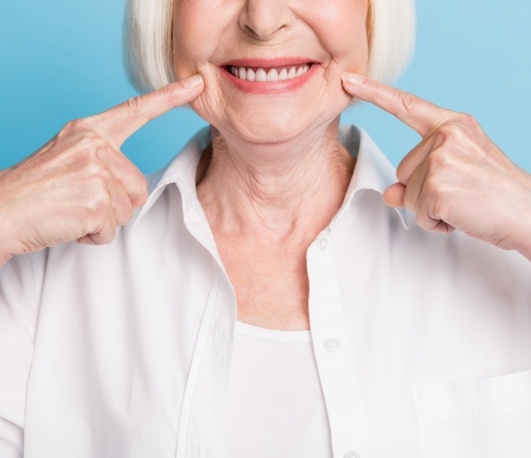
[174,196,236,458]
[307,228,372,458]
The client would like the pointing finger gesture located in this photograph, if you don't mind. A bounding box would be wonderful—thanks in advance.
[85,75,204,148]
[0,75,204,265]
[342,72,531,260]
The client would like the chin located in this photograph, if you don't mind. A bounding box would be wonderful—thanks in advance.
[190,82,351,145]
[238,105,349,145]
[234,115,315,144]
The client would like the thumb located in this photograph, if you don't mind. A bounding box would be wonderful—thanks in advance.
[383,182,406,208]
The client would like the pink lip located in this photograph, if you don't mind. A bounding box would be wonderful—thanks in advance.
[220,58,320,95]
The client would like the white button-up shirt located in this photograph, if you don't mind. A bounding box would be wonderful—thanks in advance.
[1,125,531,458]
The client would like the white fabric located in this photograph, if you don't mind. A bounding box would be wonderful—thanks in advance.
[1,125,531,458]
[214,320,332,457]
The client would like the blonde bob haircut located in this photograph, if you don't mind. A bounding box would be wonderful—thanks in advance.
[124,0,416,93]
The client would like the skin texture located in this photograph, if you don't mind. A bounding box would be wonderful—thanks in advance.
[342,73,531,260]
[1,1,530,330]
[0,76,204,266]
[172,0,369,144]
[172,0,368,329]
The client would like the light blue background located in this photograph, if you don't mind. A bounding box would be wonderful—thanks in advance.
[1,1,530,173]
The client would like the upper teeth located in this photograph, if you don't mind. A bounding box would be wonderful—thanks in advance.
[229,64,311,82]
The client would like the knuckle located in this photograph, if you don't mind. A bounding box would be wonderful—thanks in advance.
[415,212,432,231]
[165,81,192,103]
[416,194,449,230]
[77,132,107,151]
[456,112,478,128]
[74,139,108,166]
[62,118,84,133]
[85,165,112,187]
[132,189,149,208]
[84,191,112,217]
[436,123,463,145]
[125,96,144,117]
[426,148,451,170]
[423,174,446,201]
[58,119,83,139]
[96,225,117,245]
[432,193,451,221]
[80,163,113,194]
[61,117,96,136]
[161,83,177,100]
[398,91,416,113]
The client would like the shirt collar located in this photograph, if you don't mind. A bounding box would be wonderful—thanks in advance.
[132,125,408,231]
[339,125,409,228]
[131,127,212,231]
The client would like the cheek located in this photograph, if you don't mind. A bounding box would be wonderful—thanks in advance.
[172,13,214,78]
[172,0,239,80]
[303,0,369,70]
[172,1,241,126]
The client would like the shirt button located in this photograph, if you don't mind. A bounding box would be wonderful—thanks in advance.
[323,338,341,352]
[344,452,360,458]
[318,237,329,251]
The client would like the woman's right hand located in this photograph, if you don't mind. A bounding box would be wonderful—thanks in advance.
[0,74,204,267]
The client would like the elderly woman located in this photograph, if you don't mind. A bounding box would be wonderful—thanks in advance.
[1,0,531,457]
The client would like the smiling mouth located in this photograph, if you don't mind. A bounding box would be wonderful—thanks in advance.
[225,64,313,82]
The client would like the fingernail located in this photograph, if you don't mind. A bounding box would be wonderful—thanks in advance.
[342,72,365,87]
[181,74,204,89]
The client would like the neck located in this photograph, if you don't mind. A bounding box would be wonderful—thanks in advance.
[196,118,355,244]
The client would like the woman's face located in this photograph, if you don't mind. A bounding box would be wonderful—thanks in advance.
[172,0,369,144]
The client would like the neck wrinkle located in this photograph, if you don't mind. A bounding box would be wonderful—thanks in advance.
[196,119,355,243]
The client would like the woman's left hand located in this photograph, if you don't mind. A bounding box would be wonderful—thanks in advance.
[342,72,531,260]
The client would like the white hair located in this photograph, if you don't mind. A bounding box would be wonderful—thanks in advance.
[124,0,416,92]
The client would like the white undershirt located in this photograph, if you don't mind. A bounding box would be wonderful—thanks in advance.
[212,320,333,458]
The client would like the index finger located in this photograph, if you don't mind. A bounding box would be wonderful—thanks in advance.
[342,73,453,137]
[92,74,204,147]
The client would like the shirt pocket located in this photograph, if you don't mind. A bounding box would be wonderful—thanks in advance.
[412,369,531,458]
